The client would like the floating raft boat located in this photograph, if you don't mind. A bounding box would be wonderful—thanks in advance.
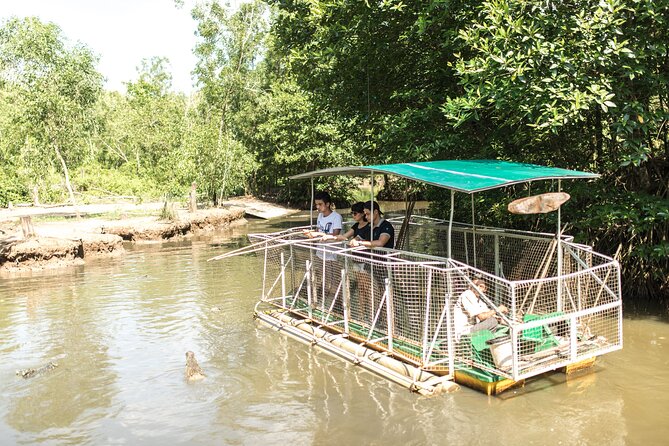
[213,160,623,395]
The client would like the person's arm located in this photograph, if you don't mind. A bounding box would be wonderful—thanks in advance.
[303,214,323,238]
[475,309,498,322]
[474,304,509,322]
[331,212,343,236]
[336,228,355,241]
[302,229,325,238]
[349,233,389,248]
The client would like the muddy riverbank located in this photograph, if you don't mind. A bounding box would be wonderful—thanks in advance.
[0,203,258,273]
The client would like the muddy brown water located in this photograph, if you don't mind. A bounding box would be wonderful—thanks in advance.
[1,214,668,445]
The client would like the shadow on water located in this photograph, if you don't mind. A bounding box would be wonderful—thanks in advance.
[623,295,669,321]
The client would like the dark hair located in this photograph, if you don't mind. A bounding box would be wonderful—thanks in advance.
[351,202,365,213]
[472,279,486,289]
[314,191,332,205]
[363,200,383,215]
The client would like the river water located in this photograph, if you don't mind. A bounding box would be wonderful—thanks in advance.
[1,215,668,445]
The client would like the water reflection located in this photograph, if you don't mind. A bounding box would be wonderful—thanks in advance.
[3,269,116,444]
[0,217,667,445]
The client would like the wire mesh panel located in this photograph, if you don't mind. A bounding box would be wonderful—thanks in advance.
[249,229,459,375]
[388,216,571,282]
[447,244,621,380]
[247,220,622,383]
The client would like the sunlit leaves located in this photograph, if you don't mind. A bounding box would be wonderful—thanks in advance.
[0,17,102,193]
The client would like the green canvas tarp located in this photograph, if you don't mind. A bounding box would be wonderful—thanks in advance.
[289,160,598,193]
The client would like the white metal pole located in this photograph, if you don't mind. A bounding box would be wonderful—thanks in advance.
[511,324,519,380]
[280,251,286,307]
[445,277,455,378]
[341,268,350,334]
[306,260,313,319]
[471,193,477,268]
[557,180,563,312]
[570,314,577,361]
[321,253,326,315]
[422,269,433,364]
[494,234,500,300]
[448,190,454,259]
[310,177,314,228]
[262,241,268,300]
[385,278,393,353]
[370,170,375,309]
[370,171,375,233]
[617,261,623,349]
[510,281,516,328]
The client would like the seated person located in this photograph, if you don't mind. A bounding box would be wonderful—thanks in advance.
[454,279,508,341]
[348,201,394,249]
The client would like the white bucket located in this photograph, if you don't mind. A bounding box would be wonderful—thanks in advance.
[487,336,513,370]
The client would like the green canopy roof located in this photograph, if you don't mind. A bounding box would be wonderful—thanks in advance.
[289,160,598,193]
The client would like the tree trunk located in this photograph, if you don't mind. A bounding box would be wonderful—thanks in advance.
[31,185,40,206]
[53,143,80,219]
[20,216,36,238]
[188,182,198,212]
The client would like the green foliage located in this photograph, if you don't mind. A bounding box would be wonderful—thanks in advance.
[1,3,667,302]
[265,0,668,299]
[571,186,669,299]
[189,0,268,201]
[266,0,467,162]
[182,112,259,200]
[74,164,164,199]
[235,79,361,204]
[122,58,188,185]
[0,166,28,206]
[0,16,103,206]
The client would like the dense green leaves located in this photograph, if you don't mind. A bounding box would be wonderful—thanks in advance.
[266,0,669,300]
[0,17,103,206]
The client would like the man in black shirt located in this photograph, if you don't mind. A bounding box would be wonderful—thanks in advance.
[349,201,394,249]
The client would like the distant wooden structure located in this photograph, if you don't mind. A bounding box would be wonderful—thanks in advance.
[20,216,36,238]
[220,199,299,219]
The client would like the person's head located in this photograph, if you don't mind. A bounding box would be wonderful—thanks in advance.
[314,191,333,214]
[350,202,366,222]
[362,201,383,222]
[471,279,487,294]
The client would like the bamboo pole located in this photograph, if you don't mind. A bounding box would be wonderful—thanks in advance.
[261,310,459,395]
[519,238,557,311]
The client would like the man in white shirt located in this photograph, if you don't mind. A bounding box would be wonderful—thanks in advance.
[454,279,508,340]
[303,191,342,309]
[304,191,342,237]
[304,191,342,260]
